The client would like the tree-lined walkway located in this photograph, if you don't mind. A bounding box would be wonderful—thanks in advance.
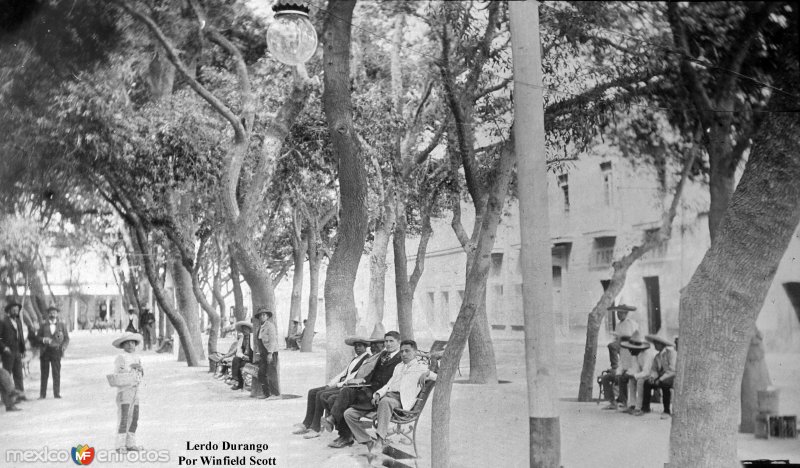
[2,331,797,467]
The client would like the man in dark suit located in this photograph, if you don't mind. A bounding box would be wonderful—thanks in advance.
[140,308,155,351]
[36,306,70,399]
[325,331,403,448]
[0,302,29,397]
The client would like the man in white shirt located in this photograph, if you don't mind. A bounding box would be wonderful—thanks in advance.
[293,336,371,438]
[343,339,437,452]
[619,330,656,415]
[602,304,638,410]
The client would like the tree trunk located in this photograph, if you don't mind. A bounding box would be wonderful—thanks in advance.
[20,260,47,321]
[739,328,771,433]
[189,256,221,356]
[366,191,395,337]
[288,232,307,333]
[393,202,413,339]
[322,0,369,379]
[231,242,275,315]
[668,89,800,467]
[229,246,245,320]
[466,297,498,383]
[211,268,226,335]
[133,223,201,366]
[170,253,205,363]
[432,141,515,468]
[301,229,322,353]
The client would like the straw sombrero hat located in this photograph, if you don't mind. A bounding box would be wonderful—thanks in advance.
[620,330,650,350]
[367,329,386,343]
[344,336,370,346]
[234,321,253,333]
[112,332,143,349]
[645,330,675,347]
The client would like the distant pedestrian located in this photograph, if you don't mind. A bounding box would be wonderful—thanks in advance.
[110,332,144,452]
[36,306,70,399]
[0,302,30,398]
[140,308,155,351]
[125,306,139,333]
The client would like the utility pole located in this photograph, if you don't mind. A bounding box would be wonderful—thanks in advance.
[509,1,561,466]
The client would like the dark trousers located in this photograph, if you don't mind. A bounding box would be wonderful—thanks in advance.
[40,353,62,398]
[642,378,673,413]
[142,325,153,350]
[302,386,340,431]
[1,351,24,392]
[600,372,627,405]
[118,404,140,433]
[0,367,16,409]
[232,357,246,386]
[330,386,372,439]
[258,352,280,397]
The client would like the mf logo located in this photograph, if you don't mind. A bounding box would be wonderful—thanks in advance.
[71,445,95,465]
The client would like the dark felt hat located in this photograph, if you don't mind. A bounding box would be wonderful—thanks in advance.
[607,304,636,312]
[4,302,22,313]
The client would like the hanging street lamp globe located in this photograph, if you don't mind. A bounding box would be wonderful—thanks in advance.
[266,0,318,66]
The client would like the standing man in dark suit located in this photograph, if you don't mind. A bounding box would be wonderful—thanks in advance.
[37,306,70,399]
[325,331,403,448]
[0,302,29,398]
[140,308,155,351]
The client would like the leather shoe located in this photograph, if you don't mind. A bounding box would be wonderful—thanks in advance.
[302,431,320,439]
[328,438,353,448]
[292,427,310,435]
[15,394,27,401]
[231,385,242,391]
[55,395,61,399]
[6,406,21,412]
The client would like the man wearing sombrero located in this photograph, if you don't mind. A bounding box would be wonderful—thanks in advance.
[602,304,639,410]
[292,335,371,438]
[619,330,656,416]
[230,321,254,390]
[111,332,144,452]
[642,330,677,419]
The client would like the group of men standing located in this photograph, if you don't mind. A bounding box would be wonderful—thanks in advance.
[292,330,436,453]
[600,304,678,419]
[0,301,70,412]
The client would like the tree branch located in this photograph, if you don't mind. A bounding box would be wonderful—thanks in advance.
[667,2,714,118]
[113,0,245,138]
[718,2,777,98]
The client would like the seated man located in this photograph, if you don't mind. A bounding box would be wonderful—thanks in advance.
[319,333,386,421]
[641,331,677,419]
[215,340,239,380]
[325,331,402,448]
[230,322,253,390]
[343,339,437,452]
[292,336,371,438]
[286,320,302,350]
[600,304,638,410]
[619,331,656,416]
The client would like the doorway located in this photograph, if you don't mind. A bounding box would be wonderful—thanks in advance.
[644,276,662,334]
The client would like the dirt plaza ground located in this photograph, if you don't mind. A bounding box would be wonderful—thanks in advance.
[1,330,798,468]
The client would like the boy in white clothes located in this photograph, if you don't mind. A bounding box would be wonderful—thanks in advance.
[111,332,144,453]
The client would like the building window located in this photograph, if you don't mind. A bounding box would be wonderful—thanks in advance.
[490,252,504,277]
[592,236,616,267]
[557,174,570,213]
[600,161,613,206]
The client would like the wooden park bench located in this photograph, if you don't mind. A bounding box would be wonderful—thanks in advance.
[359,341,446,461]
